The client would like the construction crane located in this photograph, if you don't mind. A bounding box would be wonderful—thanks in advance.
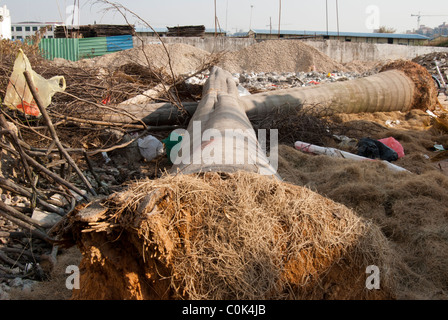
[411,12,448,29]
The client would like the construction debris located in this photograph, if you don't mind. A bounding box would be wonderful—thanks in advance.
[412,52,448,81]
[235,70,368,93]
[54,24,135,38]
[294,140,408,172]
[166,25,206,37]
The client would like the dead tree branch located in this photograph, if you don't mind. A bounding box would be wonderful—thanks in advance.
[23,70,96,199]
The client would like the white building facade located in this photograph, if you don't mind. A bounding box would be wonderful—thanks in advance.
[11,21,62,41]
[0,4,12,39]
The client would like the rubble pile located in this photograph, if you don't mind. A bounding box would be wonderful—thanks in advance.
[185,69,375,94]
[413,52,448,83]
[235,70,371,93]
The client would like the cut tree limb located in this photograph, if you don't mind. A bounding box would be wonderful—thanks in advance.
[0,247,41,262]
[21,151,88,202]
[0,176,65,216]
[0,206,52,243]
[23,70,97,199]
[0,115,35,190]
[0,250,25,269]
[0,200,47,230]
[101,101,198,125]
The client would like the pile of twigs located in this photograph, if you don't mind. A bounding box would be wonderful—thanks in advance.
[0,64,102,281]
[254,104,343,147]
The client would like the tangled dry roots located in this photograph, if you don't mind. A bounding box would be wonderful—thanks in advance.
[380,60,438,111]
[58,171,397,300]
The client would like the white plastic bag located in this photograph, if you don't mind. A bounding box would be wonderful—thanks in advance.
[138,135,164,161]
[3,49,66,117]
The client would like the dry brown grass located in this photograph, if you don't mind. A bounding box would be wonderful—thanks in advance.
[277,144,448,299]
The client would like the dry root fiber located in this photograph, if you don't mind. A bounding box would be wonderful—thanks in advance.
[57,171,396,300]
[380,60,438,111]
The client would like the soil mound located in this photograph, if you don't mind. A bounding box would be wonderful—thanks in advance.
[218,40,347,73]
[342,60,385,74]
[81,43,213,76]
[57,171,396,300]
[64,40,351,77]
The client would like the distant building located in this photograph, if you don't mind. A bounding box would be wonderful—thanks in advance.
[11,21,62,41]
[411,22,448,37]
[0,4,11,39]
[416,24,434,37]
[434,22,448,36]
[232,29,430,45]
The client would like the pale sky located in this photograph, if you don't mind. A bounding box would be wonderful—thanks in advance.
[2,0,448,34]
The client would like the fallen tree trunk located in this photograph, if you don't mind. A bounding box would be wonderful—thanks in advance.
[170,67,279,177]
[98,61,437,125]
[56,66,398,300]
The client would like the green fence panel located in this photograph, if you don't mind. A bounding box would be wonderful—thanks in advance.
[39,38,79,61]
[78,37,108,59]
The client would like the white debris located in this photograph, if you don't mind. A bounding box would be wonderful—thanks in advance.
[138,135,165,162]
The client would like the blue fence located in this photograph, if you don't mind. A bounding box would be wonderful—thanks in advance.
[107,35,134,53]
